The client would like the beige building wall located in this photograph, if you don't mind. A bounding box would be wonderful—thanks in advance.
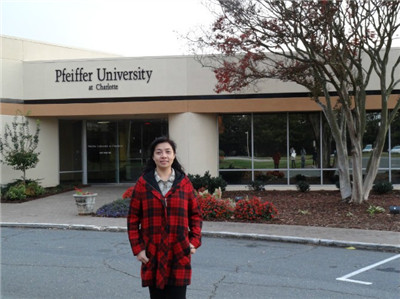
[1,35,120,186]
[29,118,59,187]
[1,35,120,61]
[0,115,17,184]
[169,113,218,177]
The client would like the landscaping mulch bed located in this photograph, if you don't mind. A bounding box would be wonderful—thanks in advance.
[223,190,400,232]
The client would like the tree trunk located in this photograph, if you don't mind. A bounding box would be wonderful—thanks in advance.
[363,154,379,201]
[350,147,364,204]
[335,147,352,200]
[22,169,26,186]
[320,104,352,200]
[363,118,389,201]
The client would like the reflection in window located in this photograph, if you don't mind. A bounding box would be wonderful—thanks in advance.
[219,111,399,185]
[219,115,251,170]
[390,112,400,183]
[253,114,286,170]
[289,113,320,169]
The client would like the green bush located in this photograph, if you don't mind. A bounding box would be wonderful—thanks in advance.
[188,171,227,194]
[5,183,27,200]
[296,180,310,192]
[372,181,393,194]
[25,181,45,197]
[2,180,45,200]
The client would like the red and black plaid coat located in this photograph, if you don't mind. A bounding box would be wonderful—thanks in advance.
[127,169,202,289]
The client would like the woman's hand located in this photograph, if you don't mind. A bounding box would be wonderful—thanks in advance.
[190,243,196,255]
[137,250,149,264]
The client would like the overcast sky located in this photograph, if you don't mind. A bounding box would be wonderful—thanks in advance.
[1,0,216,57]
[1,0,399,58]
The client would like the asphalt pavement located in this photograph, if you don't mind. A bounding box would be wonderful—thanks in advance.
[1,184,399,252]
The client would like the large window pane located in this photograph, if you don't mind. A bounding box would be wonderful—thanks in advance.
[390,111,400,183]
[253,114,287,170]
[219,114,251,169]
[363,111,390,168]
[288,113,320,169]
[87,121,117,183]
[118,119,168,182]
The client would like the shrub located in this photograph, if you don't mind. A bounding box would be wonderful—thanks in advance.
[249,180,265,191]
[188,171,227,194]
[197,193,234,220]
[234,196,278,221]
[2,179,45,199]
[367,205,385,216]
[5,183,26,201]
[96,199,130,217]
[296,181,310,192]
[25,181,45,197]
[372,181,393,194]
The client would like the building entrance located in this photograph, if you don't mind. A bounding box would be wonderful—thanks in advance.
[59,119,168,184]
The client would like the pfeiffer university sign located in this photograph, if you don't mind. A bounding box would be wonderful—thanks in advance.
[55,67,153,91]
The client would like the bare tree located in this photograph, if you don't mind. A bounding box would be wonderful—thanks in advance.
[190,0,400,203]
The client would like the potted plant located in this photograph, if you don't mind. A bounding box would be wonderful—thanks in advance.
[73,187,97,215]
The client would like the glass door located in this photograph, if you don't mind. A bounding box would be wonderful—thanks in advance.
[87,120,118,183]
[119,119,168,182]
[59,120,83,184]
[86,119,168,183]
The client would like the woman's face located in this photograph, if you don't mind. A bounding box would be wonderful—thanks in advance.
[153,142,176,171]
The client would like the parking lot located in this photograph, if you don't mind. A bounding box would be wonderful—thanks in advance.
[2,228,399,298]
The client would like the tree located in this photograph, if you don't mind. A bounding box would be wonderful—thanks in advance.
[191,0,400,203]
[0,111,41,185]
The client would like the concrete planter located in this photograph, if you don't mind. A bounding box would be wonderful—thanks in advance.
[73,193,97,215]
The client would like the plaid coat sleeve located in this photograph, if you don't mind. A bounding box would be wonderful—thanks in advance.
[127,178,146,256]
[187,181,202,249]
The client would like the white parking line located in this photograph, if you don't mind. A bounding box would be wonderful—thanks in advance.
[336,254,400,285]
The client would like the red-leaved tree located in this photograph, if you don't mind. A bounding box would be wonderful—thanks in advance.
[190,0,400,203]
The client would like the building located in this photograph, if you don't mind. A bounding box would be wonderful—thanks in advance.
[1,36,399,188]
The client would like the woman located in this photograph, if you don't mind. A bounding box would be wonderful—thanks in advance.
[127,136,202,299]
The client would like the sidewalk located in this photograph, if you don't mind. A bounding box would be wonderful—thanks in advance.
[1,184,399,252]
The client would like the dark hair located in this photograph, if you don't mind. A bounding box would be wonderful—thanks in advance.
[143,136,185,174]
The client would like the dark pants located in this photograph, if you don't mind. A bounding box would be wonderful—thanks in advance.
[149,285,187,299]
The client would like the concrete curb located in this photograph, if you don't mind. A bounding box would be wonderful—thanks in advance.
[2,222,399,253]
[203,231,400,253]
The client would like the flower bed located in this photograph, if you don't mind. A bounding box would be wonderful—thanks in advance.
[196,191,278,222]
[95,187,279,222]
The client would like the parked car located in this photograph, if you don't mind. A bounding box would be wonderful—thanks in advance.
[362,144,373,152]
[390,145,400,154]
